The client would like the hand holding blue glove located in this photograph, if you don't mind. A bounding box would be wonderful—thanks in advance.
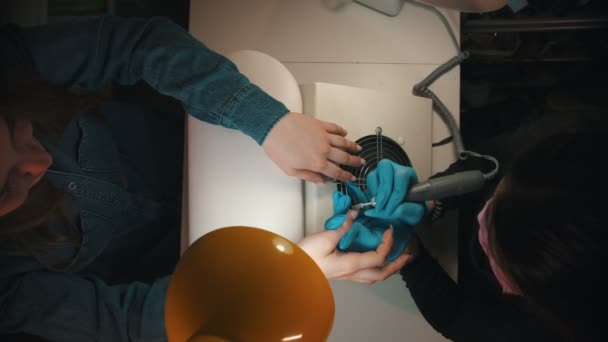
[324,159,427,261]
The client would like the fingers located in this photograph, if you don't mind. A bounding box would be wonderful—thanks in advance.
[380,252,411,278]
[318,120,364,180]
[337,252,412,284]
[337,219,365,250]
[363,161,422,216]
[346,182,369,204]
[375,160,395,211]
[322,121,348,136]
[327,148,365,168]
[376,226,395,256]
[325,197,355,229]
[324,214,349,230]
[393,202,426,226]
[328,135,362,154]
[366,169,380,201]
[321,210,358,251]
[332,210,358,238]
[291,169,326,184]
[333,227,395,275]
[319,161,355,182]
[386,166,420,213]
[332,191,353,215]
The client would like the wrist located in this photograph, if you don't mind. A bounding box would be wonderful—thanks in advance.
[233,84,290,145]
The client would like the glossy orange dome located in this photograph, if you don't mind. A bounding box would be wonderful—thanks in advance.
[165,226,335,342]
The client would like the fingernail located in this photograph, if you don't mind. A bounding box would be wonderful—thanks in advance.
[351,175,357,182]
[360,158,366,165]
[357,144,362,151]
[349,210,359,219]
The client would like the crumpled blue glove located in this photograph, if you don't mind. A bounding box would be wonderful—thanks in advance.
[324,159,427,261]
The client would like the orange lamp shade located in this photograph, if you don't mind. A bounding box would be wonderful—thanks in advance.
[165,227,335,342]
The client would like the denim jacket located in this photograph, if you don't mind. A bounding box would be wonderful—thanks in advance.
[0,15,289,341]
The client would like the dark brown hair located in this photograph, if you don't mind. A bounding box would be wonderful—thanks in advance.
[0,70,99,269]
[487,115,608,340]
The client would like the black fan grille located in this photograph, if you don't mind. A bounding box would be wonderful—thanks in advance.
[337,134,412,194]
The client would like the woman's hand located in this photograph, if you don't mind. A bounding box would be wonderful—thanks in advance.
[262,112,365,183]
[298,210,411,284]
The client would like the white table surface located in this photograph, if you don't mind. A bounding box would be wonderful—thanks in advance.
[184,1,461,341]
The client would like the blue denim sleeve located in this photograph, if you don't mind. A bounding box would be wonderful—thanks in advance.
[0,273,171,341]
[16,15,289,144]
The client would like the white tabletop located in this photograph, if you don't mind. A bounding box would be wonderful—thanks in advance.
[184,1,461,341]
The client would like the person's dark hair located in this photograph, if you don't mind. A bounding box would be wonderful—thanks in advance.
[0,70,98,269]
[487,115,608,339]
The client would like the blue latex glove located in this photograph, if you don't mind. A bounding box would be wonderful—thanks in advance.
[324,159,427,261]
